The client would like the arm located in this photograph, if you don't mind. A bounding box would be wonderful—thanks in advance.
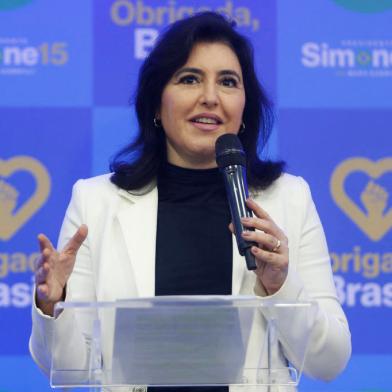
[282,177,351,380]
[29,179,95,375]
[249,177,351,380]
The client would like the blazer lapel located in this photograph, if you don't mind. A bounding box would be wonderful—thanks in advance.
[116,187,158,298]
[115,185,246,297]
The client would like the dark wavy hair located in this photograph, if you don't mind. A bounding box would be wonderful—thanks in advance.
[110,11,284,191]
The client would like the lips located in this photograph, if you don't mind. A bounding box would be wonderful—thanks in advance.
[189,113,223,125]
[188,113,223,132]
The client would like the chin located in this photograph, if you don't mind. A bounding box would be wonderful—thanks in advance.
[186,141,216,162]
[190,137,216,152]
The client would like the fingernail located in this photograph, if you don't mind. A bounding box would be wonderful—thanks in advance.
[241,217,250,222]
[242,231,251,237]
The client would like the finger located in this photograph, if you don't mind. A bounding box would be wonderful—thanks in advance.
[36,283,49,299]
[35,262,50,284]
[63,224,88,255]
[242,231,286,252]
[241,216,282,239]
[228,222,235,234]
[246,198,271,220]
[251,246,288,269]
[37,233,55,253]
[34,247,53,271]
[34,254,44,271]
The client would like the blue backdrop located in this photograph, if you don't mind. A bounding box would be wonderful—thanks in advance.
[0,1,391,391]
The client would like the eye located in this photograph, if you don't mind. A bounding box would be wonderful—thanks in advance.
[178,74,199,84]
[220,77,238,88]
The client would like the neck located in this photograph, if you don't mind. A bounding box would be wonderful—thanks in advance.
[167,153,218,170]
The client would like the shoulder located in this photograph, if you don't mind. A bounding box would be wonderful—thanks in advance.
[67,174,120,212]
[71,174,156,204]
[253,172,311,203]
[73,173,116,192]
[252,173,316,225]
[270,172,305,187]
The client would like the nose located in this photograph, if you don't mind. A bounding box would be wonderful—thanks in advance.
[199,81,218,108]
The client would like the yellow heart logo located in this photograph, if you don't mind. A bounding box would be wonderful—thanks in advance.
[0,156,51,241]
[330,157,392,241]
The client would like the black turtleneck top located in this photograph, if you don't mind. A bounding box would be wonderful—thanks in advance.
[152,163,232,392]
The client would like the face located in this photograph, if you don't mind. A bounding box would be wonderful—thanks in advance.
[158,42,246,169]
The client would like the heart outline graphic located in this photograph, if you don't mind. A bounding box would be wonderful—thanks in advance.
[0,156,51,241]
[330,157,392,241]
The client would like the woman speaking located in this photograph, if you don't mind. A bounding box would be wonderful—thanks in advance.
[30,11,351,391]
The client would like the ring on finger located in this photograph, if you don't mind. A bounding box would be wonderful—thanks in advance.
[272,239,281,252]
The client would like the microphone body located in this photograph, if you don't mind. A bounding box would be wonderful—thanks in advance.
[216,134,257,270]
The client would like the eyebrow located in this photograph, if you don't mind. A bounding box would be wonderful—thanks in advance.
[174,67,242,81]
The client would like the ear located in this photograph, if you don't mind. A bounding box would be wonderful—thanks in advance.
[155,106,161,120]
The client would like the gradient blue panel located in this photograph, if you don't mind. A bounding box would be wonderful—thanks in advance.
[301,354,392,391]
[278,108,392,355]
[278,0,392,108]
[0,355,90,391]
[93,0,276,105]
[0,108,92,355]
[0,356,53,391]
[92,106,139,175]
[0,0,92,106]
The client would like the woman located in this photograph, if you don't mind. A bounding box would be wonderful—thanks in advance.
[30,11,351,389]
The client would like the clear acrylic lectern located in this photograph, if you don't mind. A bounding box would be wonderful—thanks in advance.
[50,296,317,390]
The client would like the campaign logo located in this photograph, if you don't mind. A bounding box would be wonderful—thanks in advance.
[330,157,392,310]
[0,0,33,11]
[301,40,392,78]
[0,156,50,241]
[332,0,392,13]
[0,37,69,76]
[330,157,392,241]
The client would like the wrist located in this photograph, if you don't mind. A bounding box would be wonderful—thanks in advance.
[35,286,66,317]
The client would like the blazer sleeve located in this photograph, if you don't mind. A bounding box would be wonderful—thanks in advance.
[255,176,352,381]
[29,179,94,376]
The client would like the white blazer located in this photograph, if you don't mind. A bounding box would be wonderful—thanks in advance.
[30,173,351,391]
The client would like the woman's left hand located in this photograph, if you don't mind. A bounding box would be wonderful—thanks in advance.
[240,198,289,295]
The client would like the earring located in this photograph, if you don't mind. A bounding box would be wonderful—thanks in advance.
[239,122,246,134]
[153,117,162,128]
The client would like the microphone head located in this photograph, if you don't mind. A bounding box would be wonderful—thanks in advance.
[215,133,246,168]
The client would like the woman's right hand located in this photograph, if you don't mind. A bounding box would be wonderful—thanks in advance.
[35,224,88,316]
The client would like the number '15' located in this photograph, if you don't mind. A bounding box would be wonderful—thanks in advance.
[38,42,68,65]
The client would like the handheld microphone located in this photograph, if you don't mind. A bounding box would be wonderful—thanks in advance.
[215,134,257,270]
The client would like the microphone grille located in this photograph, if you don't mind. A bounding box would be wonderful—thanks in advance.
[215,134,246,168]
